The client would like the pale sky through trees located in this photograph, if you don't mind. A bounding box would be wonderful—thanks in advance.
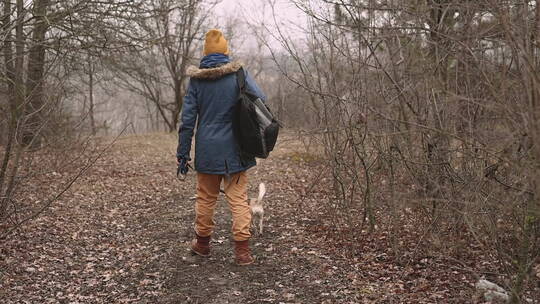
[213,0,307,51]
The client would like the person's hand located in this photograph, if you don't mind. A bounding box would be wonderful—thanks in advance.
[177,157,190,179]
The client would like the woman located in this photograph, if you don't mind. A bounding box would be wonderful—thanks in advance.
[176,29,266,266]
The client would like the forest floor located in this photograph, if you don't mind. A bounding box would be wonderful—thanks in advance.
[0,132,512,303]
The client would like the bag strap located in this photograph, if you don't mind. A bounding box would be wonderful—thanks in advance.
[234,66,249,165]
[236,67,246,92]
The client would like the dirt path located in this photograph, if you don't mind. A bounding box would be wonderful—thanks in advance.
[0,133,332,304]
[1,133,476,303]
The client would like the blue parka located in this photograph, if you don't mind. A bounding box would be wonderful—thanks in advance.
[176,57,266,175]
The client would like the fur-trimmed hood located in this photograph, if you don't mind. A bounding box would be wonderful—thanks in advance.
[186,61,243,80]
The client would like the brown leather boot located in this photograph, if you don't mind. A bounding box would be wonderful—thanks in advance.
[191,234,211,257]
[234,240,254,265]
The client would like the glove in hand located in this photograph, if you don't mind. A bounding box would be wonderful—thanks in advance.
[177,157,190,178]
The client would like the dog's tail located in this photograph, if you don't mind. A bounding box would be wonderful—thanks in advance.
[257,183,266,202]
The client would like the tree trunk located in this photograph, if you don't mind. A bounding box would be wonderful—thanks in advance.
[3,0,15,105]
[15,0,24,107]
[23,0,50,147]
[88,59,96,135]
[0,0,14,220]
[424,0,454,213]
[172,78,182,133]
[536,0,540,68]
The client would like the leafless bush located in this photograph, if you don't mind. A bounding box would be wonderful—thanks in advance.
[264,0,540,300]
[0,0,145,236]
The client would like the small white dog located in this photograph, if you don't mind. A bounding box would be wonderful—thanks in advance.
[250,183,266,235]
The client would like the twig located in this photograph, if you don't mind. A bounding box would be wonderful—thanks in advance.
[0,124,131,240]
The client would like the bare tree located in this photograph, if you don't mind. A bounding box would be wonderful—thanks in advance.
[111,0,216,132]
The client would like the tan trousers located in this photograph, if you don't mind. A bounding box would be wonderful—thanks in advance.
[195,171,251,241]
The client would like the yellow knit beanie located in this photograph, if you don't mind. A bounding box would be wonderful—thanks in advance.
[203,29,230,56]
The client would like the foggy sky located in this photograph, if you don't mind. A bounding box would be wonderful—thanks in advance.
[212,0,307,52]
